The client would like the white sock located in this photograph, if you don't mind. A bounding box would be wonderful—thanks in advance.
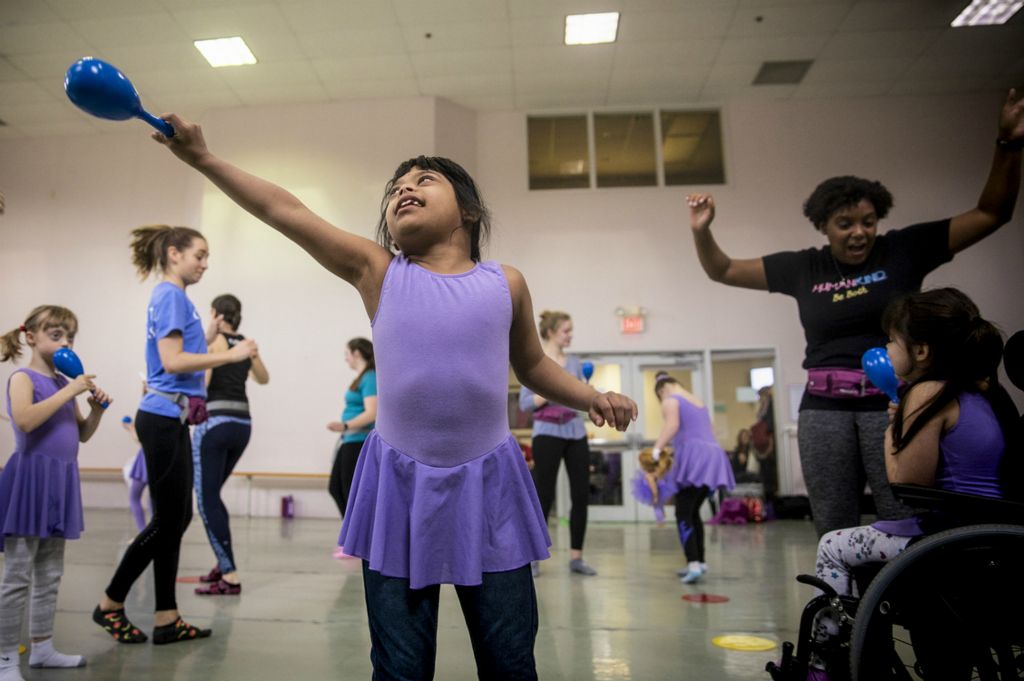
[700,562,708,572]
[0,649,24,681]
[29,639,84,668]
[688,561,701,573]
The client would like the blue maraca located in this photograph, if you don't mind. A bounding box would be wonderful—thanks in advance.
[64,58,174,137]
[861,347,900,404]
[52,348,109,409]
[581,361,594,383]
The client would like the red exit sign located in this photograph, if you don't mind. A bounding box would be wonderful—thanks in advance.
[620,314,645,334]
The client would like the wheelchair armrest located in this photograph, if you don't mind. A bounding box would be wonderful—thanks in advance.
[890,483,1024,524]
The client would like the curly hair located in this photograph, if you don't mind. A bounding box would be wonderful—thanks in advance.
[802,176,893,230]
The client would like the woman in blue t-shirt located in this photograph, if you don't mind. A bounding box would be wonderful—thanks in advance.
[327,337,376,558]
[686,90,1023,536]
[93,226,257,645]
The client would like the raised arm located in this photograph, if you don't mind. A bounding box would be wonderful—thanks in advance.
[687,193,768,290]
[948,89,1023,254]
[505,265,637,431]
[153,114,392,310]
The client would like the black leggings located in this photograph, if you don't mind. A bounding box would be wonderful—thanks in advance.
[531,435,590,551]
[329,440,363,517]
[675,486,709,563]
[106,411,193,611]
[194,419,251,574]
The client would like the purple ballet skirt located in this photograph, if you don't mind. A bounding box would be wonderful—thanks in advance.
[340,432,550,589]
[339,256,552,589]
[127,449,147,483]
[631,470,674,522]
[667,395,736,492]
[0,369,84,551]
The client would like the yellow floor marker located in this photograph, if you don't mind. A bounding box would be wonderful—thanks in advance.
[19,644,27,655]
[711,634,777,652]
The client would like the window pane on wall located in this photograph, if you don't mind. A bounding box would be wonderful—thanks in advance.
[594,112,656,188]
[660,110,725,185]
[527,115,590,190]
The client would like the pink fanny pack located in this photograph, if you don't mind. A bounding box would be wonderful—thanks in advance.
[533,404,578,425]
[806,368,884,399]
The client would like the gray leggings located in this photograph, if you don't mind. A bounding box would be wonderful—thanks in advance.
[798,409,912,537]
[0,536,66,649]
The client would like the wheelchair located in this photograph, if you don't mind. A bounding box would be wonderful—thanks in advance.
[767,485,1024,680]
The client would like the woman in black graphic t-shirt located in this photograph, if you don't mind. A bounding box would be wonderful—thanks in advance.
[687,89,1023,536]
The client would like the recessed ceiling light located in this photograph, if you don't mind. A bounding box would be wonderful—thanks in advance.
[564,12,620,45]
[194,37,258,67]
[951,0,1023,26]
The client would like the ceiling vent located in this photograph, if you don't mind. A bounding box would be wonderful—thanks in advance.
[753,60,813,85]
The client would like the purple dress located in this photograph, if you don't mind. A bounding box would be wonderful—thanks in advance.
[0,369,83,551]
[667,394,735,493]
[339,256,551,589]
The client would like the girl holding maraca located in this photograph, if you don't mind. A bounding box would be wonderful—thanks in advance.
[0,306,111,680]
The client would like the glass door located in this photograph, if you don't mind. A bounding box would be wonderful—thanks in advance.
[562,352,706,522]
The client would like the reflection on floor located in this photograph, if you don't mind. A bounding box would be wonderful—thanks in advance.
[5,510,821,680]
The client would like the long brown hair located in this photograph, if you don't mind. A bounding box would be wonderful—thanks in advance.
[348,338,375,392]
[129,224,205,278]
[1,305,79,363]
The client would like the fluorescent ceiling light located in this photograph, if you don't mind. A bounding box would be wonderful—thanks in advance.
[565,12,620,45]
[951,0,1023,26]
[194,37,257,67]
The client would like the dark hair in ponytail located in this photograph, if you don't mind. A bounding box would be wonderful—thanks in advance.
[129,225,205,278]
[211,294,242,331]
[882,288,1017,467]
[347,337,375,392]
[654,371,680,398]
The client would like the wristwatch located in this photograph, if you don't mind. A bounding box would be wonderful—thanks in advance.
[341,422,350,432]
[997,138,1024,151]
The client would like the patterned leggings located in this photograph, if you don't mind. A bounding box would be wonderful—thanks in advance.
[813,525,912,640]
[0,536,66,650]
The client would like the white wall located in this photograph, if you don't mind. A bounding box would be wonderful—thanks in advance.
[2,91,1022,516]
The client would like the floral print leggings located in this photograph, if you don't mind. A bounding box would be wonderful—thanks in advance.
[813,524,912,641]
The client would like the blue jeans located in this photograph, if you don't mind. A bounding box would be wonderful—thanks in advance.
[362,562,538,681]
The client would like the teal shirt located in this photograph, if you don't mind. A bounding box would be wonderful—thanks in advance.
[341,370,377,444]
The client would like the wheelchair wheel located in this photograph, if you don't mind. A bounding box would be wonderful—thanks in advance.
[850,525,1024,680]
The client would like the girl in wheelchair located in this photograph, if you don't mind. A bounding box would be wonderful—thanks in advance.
[795,288,1019,679]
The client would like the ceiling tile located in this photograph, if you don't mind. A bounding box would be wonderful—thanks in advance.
[715,34,829,63]
[215,60,321,88]
[129,67,231,96]
[612,40,722,70]
[0,81,59,105]
[46,0,165,21]
[297,27,408,59]
[412,49,513,78]
[0,100,85,126]
[418,73,514,98]
[231,82,332,106]
[925,24,1024,57]
[888,79,1005,96]
[4,0,61,23]
[728,3,852,36]
[146,90,245,118]
[276,0,398,32]
[793,81,890,99]
[516,91,609,109]
[0,57,30,82]
[401,21,512,52]
[513,45,615,74]
[19,120,102,137]
[839,0,965,31]
[515,72,608,97]
[441,94,516,111]
[819,29,941,60]
[618,8,734,41]
[72,13,192,48]
[312,56,415,82]
[904,53,1006,80]
[321,78,421,100]
[0,23,92,54]
[89,44,210,74]
[803,57,907,84]
[8,52,120,81]
[391,0,509,24]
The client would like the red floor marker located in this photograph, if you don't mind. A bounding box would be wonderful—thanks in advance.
[176,576,202,583]
[682,593,729,603]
